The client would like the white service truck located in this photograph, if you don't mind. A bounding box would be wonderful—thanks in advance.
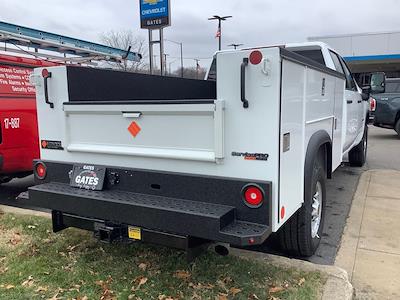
[19,42,370,258]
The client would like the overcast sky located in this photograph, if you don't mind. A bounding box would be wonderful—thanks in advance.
[1,0,400,69]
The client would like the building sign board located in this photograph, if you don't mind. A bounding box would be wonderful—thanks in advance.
[140,0,171,29]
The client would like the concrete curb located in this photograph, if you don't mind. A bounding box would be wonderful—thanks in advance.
[230,248,354,300]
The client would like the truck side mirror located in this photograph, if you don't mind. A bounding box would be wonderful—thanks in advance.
[370,72,386,94]
[361,86,371,101]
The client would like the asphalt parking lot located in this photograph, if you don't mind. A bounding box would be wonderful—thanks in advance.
[0,126,398,265]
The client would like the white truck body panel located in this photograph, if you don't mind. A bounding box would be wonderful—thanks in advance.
[287,42,368,153]
[64,102,224,163]
[31,43,366,234]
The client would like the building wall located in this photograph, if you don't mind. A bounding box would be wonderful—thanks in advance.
[309,32,400,80]
[309,31,400,57]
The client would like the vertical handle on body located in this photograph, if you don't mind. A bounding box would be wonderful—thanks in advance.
[241,57,249,109]
[42,69,54,109]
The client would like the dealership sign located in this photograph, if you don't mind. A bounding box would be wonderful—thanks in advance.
[140,0,171,29]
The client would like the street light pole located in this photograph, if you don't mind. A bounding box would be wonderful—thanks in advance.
[228,43,243,50]
[165,39,184,78]
[180,42,183,77]
[163,53,169,75]
[208,15,232,51]
[218,19,222,51]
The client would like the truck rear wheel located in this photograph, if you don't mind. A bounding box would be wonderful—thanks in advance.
[349,125,368,167]
[278,150,326,257]
[395,119,400,138]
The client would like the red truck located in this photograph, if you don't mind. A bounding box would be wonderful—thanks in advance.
[0,54,57,184]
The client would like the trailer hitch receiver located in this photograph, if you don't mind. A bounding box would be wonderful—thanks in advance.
[94,223,124,243]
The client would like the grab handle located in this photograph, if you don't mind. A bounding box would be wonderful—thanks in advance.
[241,57,249,109]
[42,70,54,108]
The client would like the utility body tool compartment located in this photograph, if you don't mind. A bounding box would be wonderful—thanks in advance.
[20,45,355,254]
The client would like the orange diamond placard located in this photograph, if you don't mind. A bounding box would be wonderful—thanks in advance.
[41,140,48,148]
[128,121,141,138]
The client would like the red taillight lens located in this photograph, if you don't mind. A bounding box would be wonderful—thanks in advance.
[249,50,263,65]
[370,97,376,112]
[35,162,47,179]
[41,68,50,78]
[243,185,265,207]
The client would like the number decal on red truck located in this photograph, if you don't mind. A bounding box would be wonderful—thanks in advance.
[3,117,20,129]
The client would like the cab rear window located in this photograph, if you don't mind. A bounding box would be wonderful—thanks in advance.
[292,50,326,66]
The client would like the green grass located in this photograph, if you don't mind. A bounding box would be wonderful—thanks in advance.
[0,211,325,299]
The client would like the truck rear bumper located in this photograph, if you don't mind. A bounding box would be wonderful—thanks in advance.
[17,181,271,247]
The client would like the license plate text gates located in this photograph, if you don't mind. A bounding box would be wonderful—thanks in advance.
[70,164,106,191]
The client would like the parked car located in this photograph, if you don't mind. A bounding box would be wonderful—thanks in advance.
[18,42,370,258]
[370,74,400,137]
[0,54,57,184]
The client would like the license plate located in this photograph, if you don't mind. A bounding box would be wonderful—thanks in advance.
[70,164,106,191]
[128,226,142,240]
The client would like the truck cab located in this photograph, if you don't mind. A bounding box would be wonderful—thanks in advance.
[370,76,400,137]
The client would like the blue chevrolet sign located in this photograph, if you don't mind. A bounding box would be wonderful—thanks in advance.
[140,0,171,29]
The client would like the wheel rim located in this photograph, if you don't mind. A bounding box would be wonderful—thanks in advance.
[311,181,323,239]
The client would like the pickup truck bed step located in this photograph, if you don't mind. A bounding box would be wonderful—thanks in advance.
[17,182,269,246]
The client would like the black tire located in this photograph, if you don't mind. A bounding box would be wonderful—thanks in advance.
[349,125,368,167]
[278,149,327,257]
[395,119,400,138]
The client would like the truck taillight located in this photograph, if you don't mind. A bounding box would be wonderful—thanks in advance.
[34,162,47,179]
[242,184,265,208]
[370,97,376,112]
[249,50,263,65]
[41,68,51,78]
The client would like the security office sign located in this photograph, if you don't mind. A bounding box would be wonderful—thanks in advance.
[140,0,171,29]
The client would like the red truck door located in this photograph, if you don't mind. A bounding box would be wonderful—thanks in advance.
[0,63,38,175]
[0,55,58,179]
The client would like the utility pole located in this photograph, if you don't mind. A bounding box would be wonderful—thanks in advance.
[208,15,232,51]
[228,43,243,50]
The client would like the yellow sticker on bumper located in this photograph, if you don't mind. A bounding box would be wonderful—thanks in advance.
[128,226,141,240]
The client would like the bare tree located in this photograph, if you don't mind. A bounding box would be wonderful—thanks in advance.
[173,67,207,80]
[100,30,148,72]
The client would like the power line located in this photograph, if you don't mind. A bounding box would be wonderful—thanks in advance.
[152,54,212,61]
